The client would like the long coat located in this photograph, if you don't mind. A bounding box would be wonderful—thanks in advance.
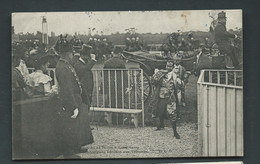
[55,58,93,152]
[214,22,239,68]
[150,70,178,121]
[74,58,96,106]
[194,52,212,76]
[214,22,235,46]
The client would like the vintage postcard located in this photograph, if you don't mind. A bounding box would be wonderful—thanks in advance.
[12,10,243,159]
[165,162,243,164]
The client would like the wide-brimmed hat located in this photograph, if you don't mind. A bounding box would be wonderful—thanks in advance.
[30,51,53,69]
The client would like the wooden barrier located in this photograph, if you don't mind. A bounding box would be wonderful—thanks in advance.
[197,69,243,156]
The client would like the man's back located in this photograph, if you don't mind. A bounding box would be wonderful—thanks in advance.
[56,59,82,113]
[214,22,235,45]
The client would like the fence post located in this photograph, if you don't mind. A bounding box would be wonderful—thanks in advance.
[141,69,145,127]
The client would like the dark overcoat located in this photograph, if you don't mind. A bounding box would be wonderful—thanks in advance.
[74,59,96,106]
[55,58,93,152]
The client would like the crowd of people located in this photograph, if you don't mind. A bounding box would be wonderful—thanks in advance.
[12,35,98,158]
[12,10,241,158]
[124,36,145,52]
[85,37,114,60]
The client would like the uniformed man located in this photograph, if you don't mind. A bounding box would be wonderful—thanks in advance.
[193,43,212,76]
[55,37,93,157]
[150,61,180,139]
[214,11,239,69]
[72,51,81,66]
[74,44,96,108]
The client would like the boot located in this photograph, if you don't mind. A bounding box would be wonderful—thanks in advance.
[172,121,180,139]
[155,117,165,131]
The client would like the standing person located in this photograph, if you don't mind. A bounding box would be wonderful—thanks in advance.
[173,58,190,107]
[193,43,212,77]
[55,38,93,158]
[74,44,95,148]
[74,44,96,108]
[72,51,81,67]
[214,11,239,69]
[151,61,180,139]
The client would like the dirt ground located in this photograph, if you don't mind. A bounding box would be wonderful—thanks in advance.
[78,75,199,158]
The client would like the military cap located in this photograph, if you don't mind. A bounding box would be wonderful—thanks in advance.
[80,44,92,55]
[54,36,72,54]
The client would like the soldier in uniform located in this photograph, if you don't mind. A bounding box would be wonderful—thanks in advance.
[74,44,96,108]
[150,61,180,139]
[214,11,239,69]
[55,37,93,157]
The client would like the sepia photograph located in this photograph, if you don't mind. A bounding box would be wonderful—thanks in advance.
[12,10,243,159]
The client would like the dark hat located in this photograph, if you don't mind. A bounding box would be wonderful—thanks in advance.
[171,33,179,39]
[113,46,122,54]
[80,44,92,55]
[218,11,226,19]
[31,52,53,69]
[54,35,73,54]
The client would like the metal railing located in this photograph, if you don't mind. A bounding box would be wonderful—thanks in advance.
[198,69,243,89]
[91,69,144,110]
[27,67,145,126]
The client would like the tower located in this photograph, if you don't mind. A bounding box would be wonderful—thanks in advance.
[42,17,48,44]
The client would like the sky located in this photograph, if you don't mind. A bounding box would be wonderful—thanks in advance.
[12,10,242,35]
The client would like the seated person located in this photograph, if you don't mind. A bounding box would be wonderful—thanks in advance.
[28,53,57,95]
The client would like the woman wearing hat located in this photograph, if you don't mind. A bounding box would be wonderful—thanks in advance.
[27,53,57,95]
[12,48,31,101]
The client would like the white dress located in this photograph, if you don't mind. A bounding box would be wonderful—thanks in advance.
[28,70,52,94]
